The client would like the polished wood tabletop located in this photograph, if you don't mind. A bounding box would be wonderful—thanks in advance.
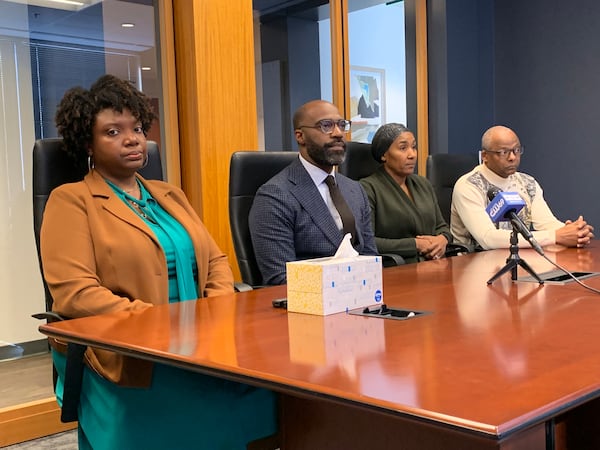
[40,244,600,442]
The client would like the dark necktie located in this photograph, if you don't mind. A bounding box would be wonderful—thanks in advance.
[325,175,357,245]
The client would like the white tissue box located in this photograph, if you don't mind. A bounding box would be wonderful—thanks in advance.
[286,255,383,315]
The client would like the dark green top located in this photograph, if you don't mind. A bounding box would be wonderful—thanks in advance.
[360,166,451,263]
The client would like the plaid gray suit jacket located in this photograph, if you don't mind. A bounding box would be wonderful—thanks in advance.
[249,158,377,285]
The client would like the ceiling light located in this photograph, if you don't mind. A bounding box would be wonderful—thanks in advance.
[48,0,85,6]
[121,23,135,28]
[6,0,102,11]
[141,67,151,71]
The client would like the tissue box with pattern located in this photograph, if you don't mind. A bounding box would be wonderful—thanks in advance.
[286,255,383,315]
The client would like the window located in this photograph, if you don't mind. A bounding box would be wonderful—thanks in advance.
[0,0,162,407]
[347,0,407,143]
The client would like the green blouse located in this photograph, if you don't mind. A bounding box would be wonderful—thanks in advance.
[107,179,198,302]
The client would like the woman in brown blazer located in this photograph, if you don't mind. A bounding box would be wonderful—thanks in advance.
[40,75,277,449]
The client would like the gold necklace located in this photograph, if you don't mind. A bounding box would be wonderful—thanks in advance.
[126,198,157,224]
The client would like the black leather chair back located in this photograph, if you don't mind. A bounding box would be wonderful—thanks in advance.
[426,153,479,226]
[33,138,163,312]
[337,141,380,180]
[229,151,298,287]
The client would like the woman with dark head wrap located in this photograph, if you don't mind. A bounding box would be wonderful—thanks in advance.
[359,123,451,263]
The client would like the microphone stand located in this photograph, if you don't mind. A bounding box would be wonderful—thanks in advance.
[487,228,544,285]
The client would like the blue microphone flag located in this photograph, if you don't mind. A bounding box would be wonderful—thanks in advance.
[486,191,525,224]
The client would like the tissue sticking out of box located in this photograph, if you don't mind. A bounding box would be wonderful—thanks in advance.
[333,233,358,259]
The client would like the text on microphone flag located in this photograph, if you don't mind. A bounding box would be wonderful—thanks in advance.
[486,191,526,223]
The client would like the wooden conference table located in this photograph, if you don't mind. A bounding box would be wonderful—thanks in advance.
[40,244,600,449]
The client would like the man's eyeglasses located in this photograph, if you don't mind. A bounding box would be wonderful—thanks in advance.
[298,119,352,134]
[483,146,525,158]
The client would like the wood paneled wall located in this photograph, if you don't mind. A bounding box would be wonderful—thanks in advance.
[330,0,349,115]
[172,0,258,281]
[157,0,182,187]
[415,0,429,175]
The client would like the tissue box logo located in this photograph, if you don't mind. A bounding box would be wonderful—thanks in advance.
[374,289,383,303]
[286,255,383,315]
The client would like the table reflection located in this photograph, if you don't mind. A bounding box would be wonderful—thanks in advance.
[287,312,385,378]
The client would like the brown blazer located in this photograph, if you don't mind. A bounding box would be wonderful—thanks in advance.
[40,170,234,386]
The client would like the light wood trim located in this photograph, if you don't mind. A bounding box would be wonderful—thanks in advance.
[157,0,182,187]
[330,0,349,117]
[415,0,429,175]
[172,0,257,281]
[0,397,76,447]
[172,0,203,216]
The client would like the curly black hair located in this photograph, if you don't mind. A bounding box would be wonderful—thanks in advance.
[55,74,156,170]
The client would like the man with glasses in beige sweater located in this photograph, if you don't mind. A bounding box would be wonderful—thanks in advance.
[451,125,593,251]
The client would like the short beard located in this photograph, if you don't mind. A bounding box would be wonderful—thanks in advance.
[305,140,346,167]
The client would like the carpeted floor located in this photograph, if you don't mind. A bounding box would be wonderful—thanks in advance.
[2,430,77,449]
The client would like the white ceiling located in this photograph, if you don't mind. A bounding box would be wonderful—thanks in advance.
[0,0,154,48]
[0,0,158,90]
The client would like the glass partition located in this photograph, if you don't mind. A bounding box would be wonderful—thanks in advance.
[255,0,409,148]
[0,0,162,408]
[254,0,330,151]
[347,0,407,143]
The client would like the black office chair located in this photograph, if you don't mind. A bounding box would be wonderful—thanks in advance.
[426,153,479,257]
[31,137,163,421]
[229,151,299,287]
[228,149,404,277]
[337,141,381,181]
[426,153,479,227]
[32,137,163,318]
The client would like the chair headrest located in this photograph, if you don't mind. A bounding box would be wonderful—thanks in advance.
[33,138,163,198]
[229,151,299,196]
[337,141,380,180]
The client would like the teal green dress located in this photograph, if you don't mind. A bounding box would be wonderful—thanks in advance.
[52,181,277,449]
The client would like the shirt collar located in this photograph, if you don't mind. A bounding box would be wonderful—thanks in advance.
[479,163,517,189]
[299,153,335,186]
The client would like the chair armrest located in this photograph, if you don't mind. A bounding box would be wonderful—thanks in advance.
[32,311,83,422]
[60,343,86,422]
[380,253,406,267]
[445,243,470,257]
[234,282,254,292]
[32,311,66,322]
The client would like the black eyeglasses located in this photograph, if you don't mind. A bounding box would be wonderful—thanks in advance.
[298,119,352,134]
[483,146,525,158]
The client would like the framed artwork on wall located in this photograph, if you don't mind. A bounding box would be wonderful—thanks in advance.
[349,66,385,143]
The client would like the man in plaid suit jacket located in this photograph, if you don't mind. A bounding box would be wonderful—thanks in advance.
[249,100,377,285]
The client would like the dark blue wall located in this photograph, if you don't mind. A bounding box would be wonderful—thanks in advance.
[260,17,292,149]
[428,0,494,155]
[433,0,599,227]
[494,0,600,226]
[446,0,494,154]
[259,15,321,151]
[287,16,321,149]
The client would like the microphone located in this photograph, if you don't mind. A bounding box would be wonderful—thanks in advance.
[486,187,544,255]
